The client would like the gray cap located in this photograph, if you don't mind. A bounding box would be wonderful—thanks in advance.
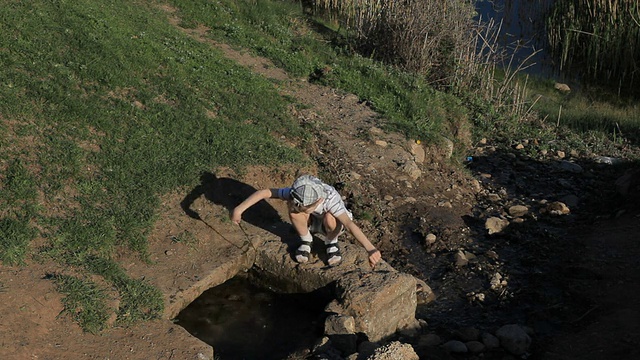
[291,175,325,206]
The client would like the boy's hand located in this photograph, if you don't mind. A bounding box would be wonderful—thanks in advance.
[231,208,242,224]
[368,249,382,268]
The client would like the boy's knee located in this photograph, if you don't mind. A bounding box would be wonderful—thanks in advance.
[323,214,337,230]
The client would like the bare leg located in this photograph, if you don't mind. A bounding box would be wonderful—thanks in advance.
[290,211,312,263]
[323,212,343,239]
[289,211,311,236]
[323,213,343,266]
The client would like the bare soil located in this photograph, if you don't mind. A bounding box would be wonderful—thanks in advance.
[2,6,639,360]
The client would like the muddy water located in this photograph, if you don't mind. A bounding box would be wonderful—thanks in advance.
[175,273,330,360]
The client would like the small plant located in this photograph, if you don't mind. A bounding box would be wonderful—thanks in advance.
[170,230,198,245]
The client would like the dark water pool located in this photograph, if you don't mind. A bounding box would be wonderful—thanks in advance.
[475,0,559,79]
[175,273,330,360]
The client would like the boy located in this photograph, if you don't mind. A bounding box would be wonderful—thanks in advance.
[231,174,382,268]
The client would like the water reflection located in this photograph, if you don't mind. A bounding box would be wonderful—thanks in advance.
[175,274,329,360]
[475,0,559,79]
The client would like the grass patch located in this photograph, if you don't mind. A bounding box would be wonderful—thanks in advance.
[52,274,111,334]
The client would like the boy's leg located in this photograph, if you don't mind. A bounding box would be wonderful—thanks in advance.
[323,213,343,266]
[290,211,312,263]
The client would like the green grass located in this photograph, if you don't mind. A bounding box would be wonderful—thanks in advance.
[0,0,305,331]
[526,77,640,152]
[51,274,111,334]
[167,0,467,141]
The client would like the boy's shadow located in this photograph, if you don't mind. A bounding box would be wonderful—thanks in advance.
[180,172,297,253]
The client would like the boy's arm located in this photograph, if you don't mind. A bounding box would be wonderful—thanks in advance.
[231,188,278,224]
[336,213,382,268]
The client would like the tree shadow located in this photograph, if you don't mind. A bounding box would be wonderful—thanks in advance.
[180,172,298,255]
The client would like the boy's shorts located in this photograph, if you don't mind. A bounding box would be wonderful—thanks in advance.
[308,211,351,236]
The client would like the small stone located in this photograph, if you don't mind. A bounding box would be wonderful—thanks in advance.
[508,205,529,217]
[418,333,442,347]
[465,340,486,354]
[442,340,468,353]
[547,201,570,215]
[374,140,388,147]
[456,327,480,341]
[425,233,437,245]
[454,251,468,267]
[485,250,499,260]
[485,217,509,234]
[481,332,500,349]
[164,250,174,256]
[496,324,532,355]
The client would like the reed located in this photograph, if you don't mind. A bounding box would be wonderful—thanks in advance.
[312,0,476,85]
[547,0,640,94]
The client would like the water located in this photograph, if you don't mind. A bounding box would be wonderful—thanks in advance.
[475,0,561,80]
[175,273,330,360]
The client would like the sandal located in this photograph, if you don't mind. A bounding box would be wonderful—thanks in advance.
[325,239,342,266]
[295,239,312,263]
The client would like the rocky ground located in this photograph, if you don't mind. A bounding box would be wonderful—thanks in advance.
[2,6,639,360]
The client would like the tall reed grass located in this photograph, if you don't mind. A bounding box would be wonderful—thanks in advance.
[547,0,640,95]
[311,0,540,120]
[312,0,477,85]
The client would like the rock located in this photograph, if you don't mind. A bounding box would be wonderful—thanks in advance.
[400,160,421,180]
[375,140,388,147]
[425,233,437,245]
[334,271,417,342]
[616,168,640,196]
[324,314,357,355]
[409,141,426,164]
[508,205,528,217]
[325,314,356,335]
[442,340,468,353]
[559,194,579,208]
[594,155,622,165]
[415,278,436,305]
[496,324,532,355]
[556,160,583,173]
[418,333,442,347]
[554,82,571,92]
[546,201,570,215]
[455,327,480,341]
[481,332,500,349]
[465,340,486,354]
[485,217,509,234]
[441,137,454,159]
[369,127,384,135]
[454,251,468,267]
[368,341,419,360]
[489,272,503,290]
